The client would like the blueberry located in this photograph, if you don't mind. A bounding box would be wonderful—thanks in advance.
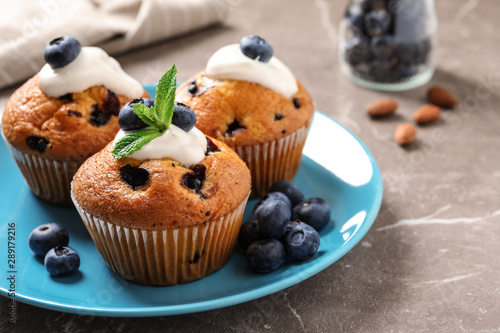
[44,246,80,277]
[172,102,197,132]
[269,180,304,207]
[253,192,292,218]
[393,41,419,64]
[291,197,331,231]
[371,36,395,60]
[245,239,286,273]
[366,59,392,82]
[257,200,291,239]
[283,222,320,261]
[364,10,391,37]
[44,36,82,69]
[344,37,372,66]
[238,219,263,251]
[345,5,365,36]
[240,35,274,63]
[118,98,154,131]
[119,164,149,190]
[415,38,431,64]
[28,223,69,257]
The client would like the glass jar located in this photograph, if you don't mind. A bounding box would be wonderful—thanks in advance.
[339,0,437,91]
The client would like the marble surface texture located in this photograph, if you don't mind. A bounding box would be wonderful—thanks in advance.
[1,0,499,332]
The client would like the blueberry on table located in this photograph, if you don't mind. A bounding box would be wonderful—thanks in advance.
[283,222,320,261]
[240,35,274,63]
[269,180,305,207]
[245,239,286,273]
[44,246,80,277]
[291,197,331,231]
[257,200,291,239]
[253,191,292,218]
[172,102,197,132]
[238,219,264,251]
[118,98,154,131]
[28,223,69,257]
[44,36,82,69]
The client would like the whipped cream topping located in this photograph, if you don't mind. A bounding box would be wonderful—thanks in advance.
[39,47,144,98]
[206,44,298,98]
[113,125,207,166]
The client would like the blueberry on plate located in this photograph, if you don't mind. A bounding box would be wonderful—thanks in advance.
[269,180,305,207]
[238,219,264,251]
[253,191,292,218]
[257,200,291,239]
[28,223,69,257]
[240,35,274,63]
[172,102,197,132]
[283,222,320,261]
[44,36,82,69]
[245,239,286,273]
[118,98,154,131]
[44,246,80,277]
[291,197,331,231]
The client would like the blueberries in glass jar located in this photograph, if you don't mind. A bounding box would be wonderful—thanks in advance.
[364,10,392,37]
[344,37,372,66]
[416,38,432,64]
[44,246,80,277]
[172,102,197,132]
[371,36,395,60]
[118,98,154,131]
[44,36,82,69]
[240,35,274,63]
[345,5,365,36]
[245,239,286,273]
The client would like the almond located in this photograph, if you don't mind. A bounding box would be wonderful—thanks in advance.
[427,86,458,109]
[394,123,416,145]
[366,98,398,117]
[412,104,441,124]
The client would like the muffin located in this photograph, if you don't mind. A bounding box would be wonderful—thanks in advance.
[71,65,252,285]
[176,36,314,197]
[1,37,148,205]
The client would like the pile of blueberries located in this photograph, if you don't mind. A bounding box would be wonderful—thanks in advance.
[238,180,331,273]
[343,0,431,83]
[29,223,80,277]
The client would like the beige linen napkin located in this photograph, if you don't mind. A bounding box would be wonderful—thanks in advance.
[0,0,229,90]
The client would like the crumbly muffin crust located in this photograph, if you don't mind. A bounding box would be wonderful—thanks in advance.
[176,72,314,147]
[1,74,149,162]
[71,137,251,230]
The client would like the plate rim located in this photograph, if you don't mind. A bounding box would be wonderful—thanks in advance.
[0,85,383,317]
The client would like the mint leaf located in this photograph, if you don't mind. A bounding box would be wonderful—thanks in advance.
[132,103,158,128]
[154,64,177,131]
[112,129,162,159]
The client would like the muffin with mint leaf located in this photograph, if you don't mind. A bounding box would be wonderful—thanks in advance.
[1,36,148,205]
[176,36,314,197]
[71,65,251,286]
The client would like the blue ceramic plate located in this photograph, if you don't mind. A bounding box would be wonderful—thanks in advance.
[0,84,382,317]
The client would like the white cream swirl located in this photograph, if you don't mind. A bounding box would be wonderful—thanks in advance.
[39,47,144,98]
[206,44,298,98]
[113,125,207,166]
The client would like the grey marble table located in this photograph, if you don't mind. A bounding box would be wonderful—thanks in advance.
[1,0,499,332]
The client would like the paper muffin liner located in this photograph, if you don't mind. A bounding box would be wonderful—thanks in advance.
[3,137,80,205]
[234,122,311,198]
[71,191,249,286]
